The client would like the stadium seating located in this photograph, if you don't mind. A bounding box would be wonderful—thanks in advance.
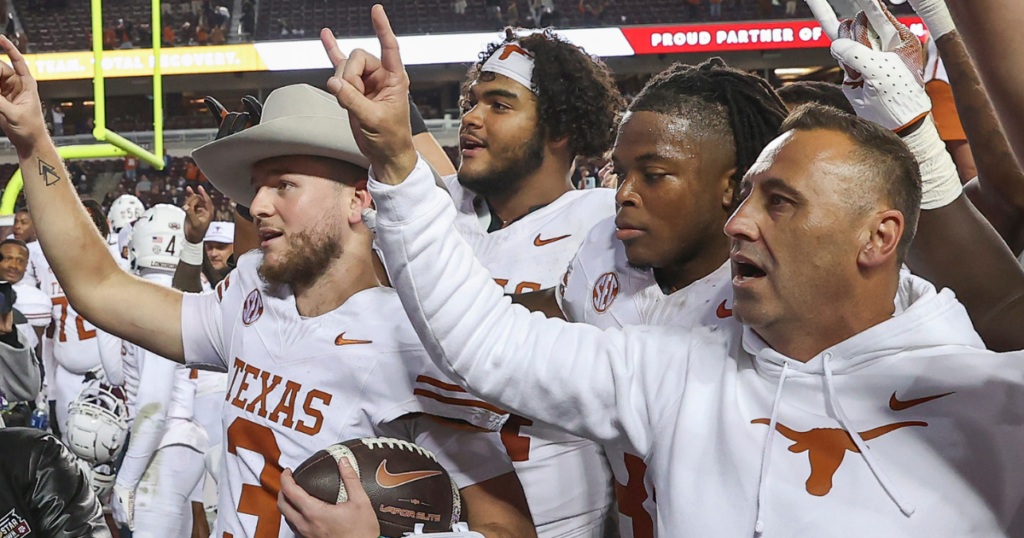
[13,0,918,53]
[14,0,195,52]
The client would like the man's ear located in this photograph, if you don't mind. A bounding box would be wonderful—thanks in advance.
[858,209,904,269]
[350,180,372,225]
[720,168,738,210]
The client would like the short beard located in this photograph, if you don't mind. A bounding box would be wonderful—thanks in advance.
[258,227,343,290]
[457,124,547,199]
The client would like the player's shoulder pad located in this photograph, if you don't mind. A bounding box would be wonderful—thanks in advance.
[573,216,626,280]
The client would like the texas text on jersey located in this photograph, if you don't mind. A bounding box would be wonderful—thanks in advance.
[182,252,512,538]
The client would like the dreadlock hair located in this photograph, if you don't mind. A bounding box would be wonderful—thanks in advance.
[628,58,788,206]
[463,29,625,160]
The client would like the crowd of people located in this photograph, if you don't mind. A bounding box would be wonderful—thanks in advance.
[5,0,1024,537]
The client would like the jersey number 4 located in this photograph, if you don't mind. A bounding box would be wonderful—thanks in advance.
[224,417,283,538]
[47,296,96,342]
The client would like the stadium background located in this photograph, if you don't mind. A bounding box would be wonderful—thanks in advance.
[0,0,923,217]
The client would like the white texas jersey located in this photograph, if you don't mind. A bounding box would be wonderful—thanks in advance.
[443,175,616,537]
[14,282,52,350]
[24,240,47,289]
[40,265,105,375]
[556,217,736,538]
[181,252,512,538]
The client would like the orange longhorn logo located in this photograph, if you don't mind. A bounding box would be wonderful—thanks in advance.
[498,44,533,60]
[752,419,927,496]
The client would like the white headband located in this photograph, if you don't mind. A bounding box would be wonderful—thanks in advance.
[481,43,535,93]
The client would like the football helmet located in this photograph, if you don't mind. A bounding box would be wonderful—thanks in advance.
[66,384,129,464]
[108,195,146,232]
[129,204,187,272]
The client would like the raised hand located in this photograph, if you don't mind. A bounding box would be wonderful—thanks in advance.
[320,5,416,185]
[805,0,929,131]
[0,35,46,153]
[183,185,214,244]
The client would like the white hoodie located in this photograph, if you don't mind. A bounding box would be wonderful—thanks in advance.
[370,157,1024,537]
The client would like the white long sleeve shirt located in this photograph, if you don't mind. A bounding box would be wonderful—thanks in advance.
[370,157,1024,537]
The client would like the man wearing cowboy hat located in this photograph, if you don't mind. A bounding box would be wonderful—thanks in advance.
[0,32,535,538]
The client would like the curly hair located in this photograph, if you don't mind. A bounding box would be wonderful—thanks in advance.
[463,29,625,160]
[629,58,789,204]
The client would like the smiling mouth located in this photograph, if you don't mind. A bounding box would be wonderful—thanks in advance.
[460,136,487,154]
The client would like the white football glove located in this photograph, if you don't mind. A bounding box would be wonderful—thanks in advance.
[111,483,135,531]
[807,0,961,209]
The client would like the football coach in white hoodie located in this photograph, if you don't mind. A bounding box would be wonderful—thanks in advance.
[324,6,1024,537]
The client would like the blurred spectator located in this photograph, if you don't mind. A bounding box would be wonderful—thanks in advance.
[210,24,225,45]
[710,0,722,19]
[508,1,520,26]
[162,24,175,46]
[529,0,544,25]
[124,155,138,181]
[197,22,208,45]
[785,0,797,16]
[486,0,503,27]
[102,26,116,49]
[240,0,255,34]
[180,21,194,45]
[687,0,700,19]
[50,105,63,136]
[138,23,152,46]
[216,5,230,29]
[454,0,467,15]
[135,174,151,196]
[758,0,773,17]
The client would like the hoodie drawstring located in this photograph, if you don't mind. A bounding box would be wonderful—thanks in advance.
[822,352,916,517]
[754,361,789,535]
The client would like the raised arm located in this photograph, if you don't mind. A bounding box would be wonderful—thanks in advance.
[808,0,1024,350]
[172,186,214,293]
[0,36,184,362]
[324,7,652,449]
[932,31,1024,253]
[945,0,1024,167]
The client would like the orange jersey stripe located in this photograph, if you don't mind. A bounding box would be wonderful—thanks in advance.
[416,375,467,393]
[413,388,507,415]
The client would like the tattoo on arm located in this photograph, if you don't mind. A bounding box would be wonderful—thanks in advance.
[38,158,60,186]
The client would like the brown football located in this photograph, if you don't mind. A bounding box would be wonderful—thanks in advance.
[292,437,461,537]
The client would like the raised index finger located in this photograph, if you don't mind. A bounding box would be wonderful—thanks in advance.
[803,0,840,41]
[370,4,404,74]
[0,35,31,77]
[320,28,347,68]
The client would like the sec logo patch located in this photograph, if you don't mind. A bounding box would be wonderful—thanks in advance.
[592,272,619,313]
[242,289,264,325]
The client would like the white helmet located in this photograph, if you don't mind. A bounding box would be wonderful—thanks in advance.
[66,384,129,464]
[108,195,146,232]
[90,463,117,500]
[129,204,186,272]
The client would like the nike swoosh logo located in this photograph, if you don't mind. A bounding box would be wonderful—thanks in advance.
[716,300,732,319]
[534,234,570,247]
[335,333,372,346]
[889,391,955,411]
[375,459,443,488]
